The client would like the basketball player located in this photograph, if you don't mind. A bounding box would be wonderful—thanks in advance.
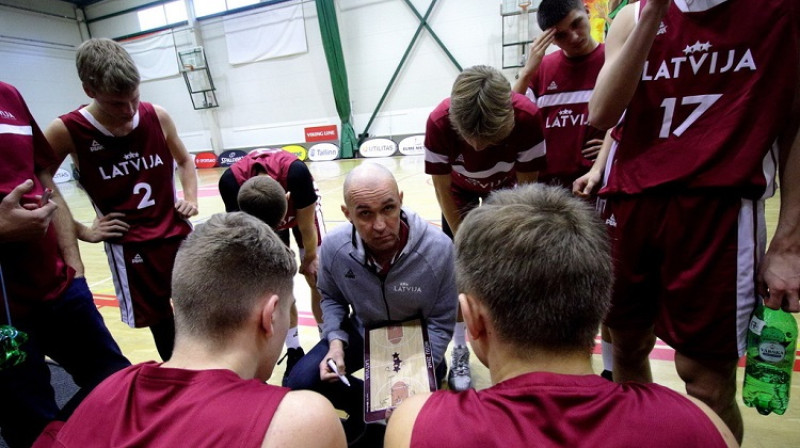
[587,0,800,442]
[425,64,546,391]
[512,0,615,380]
[44,38,199,361]
[0,81,130,448]
[285,163,457,445]
[33,213,346,448]
[237,176,288,230]
[218,147,326,381]
[512,0,605,187]
[384,184,737,448]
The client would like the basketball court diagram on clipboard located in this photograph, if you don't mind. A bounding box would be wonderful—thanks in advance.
[364,319,437,422]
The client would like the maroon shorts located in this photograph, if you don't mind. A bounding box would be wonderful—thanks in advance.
[105,237,184,328]
[600,194,764,358]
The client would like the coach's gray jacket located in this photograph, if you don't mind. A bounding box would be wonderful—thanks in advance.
[318,207,457,366]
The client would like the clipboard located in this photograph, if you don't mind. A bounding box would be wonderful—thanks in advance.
[363,319,437,422]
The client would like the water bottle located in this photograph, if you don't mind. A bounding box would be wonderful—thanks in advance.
[742,302,798,415]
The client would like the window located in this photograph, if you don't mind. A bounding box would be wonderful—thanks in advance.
[194,0,260,18]
[137,1,187,31]
[165,1,189,23]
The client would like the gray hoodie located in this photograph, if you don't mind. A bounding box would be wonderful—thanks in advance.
[318,208,458,366]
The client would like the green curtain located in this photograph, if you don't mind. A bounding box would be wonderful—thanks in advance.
[315,0,356,159]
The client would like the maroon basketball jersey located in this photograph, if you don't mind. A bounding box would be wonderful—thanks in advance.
[61,102,191,242]
[531,44,606,186]
[49,362,289,448]
[424,93,546,194]
[603,0,800,199]
[0,82,73,305]
[412,372,727,447]
[231,148,304,230]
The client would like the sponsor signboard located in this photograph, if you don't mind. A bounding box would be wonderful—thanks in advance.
[359,138,397,158]
[282,144,308,161]
[217,150,247,167]
[305,125,339,142]
[398,135,425,156]
[308,143,340,161]
[194,151,218,168]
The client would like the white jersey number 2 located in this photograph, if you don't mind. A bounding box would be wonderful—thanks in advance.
[134,182,156,209]
[658,94,722,138]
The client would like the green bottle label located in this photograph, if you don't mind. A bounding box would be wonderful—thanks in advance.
[758,342,785,363]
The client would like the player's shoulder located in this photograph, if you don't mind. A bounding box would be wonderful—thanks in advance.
[427,98,452,124]
[385,392,434,448]
[682,395,738,447]
[616,382,736,446]
[541,49,563,66]
[265,390,345,448]
[0,81,22,99]
[147,103,171,120]
[288,158,313,178]
[512,92,540,117]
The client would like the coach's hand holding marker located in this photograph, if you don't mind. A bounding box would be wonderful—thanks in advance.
[326,358,351,387]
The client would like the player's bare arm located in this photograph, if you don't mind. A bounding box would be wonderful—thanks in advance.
[155,104,198,218]
[516,170,538,185]
[39,122,85,274]
[431,174,462,235]
[43,117,117,244]
[320,339,347,383]
[512,29,556,94]
[37,169,84,277]
[384,393,432,448]
[0,179,57,243]
[263,390,346,448]
[573,129,614,198]
[759,64,800,313]
[296,204,319,278]
[589,0,671,130]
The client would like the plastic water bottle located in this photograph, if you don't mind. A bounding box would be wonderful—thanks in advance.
[742,303,798,415]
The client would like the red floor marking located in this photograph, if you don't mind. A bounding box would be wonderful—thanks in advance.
[95,296,800,372]
[93,293,118,309]
[299,316,318,327]
[590,335,800,372]
[177,186,220,199]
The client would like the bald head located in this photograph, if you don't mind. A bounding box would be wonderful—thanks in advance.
[341,163,404,257]
[343,163,399,207]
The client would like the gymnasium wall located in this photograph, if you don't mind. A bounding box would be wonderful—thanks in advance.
[0,0,526,154]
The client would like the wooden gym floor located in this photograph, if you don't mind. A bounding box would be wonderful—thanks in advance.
[62,155,798,447]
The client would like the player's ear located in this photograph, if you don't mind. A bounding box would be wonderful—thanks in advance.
[341,204,351,222]
[260,294,280,336]
[459,293,485,341]
[82,83,96,99]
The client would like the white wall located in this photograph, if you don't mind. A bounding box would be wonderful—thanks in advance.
[0,2,85,124]
[1,0,523,153]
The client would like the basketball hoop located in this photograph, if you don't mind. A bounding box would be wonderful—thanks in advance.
[518,0,532,12]
[183,64,195,71]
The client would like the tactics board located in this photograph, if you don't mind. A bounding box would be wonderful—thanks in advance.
[364,319,437,422]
